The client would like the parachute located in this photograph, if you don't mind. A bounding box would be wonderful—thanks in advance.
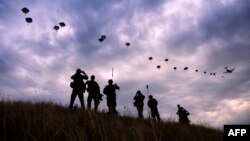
[54,25,59,31]
[99,35,106,42]
[125,42,130,47]
[25,17,32,24]
[22,7,29,15]
[59,22,66,27]
[101,35,106,40]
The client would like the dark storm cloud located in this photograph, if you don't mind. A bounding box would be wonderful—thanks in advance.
[163,0,250,100]
[60,0,167,60]
[0,1,12,18]
[166,0,250,57]
[195,0,250,102]
[200,0,250,41]
[0,48,16,74]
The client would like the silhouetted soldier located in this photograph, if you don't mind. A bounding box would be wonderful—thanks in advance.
[103,79,120,114]
[147,95,160,121]
[176,104,190,124]
[133,90,145,119]
[86,75,101,111]
[69,69,88,109]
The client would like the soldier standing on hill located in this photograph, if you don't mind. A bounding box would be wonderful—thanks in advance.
[86,75,101,111]
[103,79,120,115]
[69,69,88,110]
[176,104,190,124]
[147,95,160,121]
[133,90,145,119]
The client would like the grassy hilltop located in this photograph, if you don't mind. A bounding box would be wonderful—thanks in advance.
[0,101,223,141]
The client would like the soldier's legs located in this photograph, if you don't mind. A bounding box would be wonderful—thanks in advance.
[151,112,156,120]
[111,105,118,115]
[93,95,99,111]
[179,116,185,123]
[183,116,190,124]
[107,97,117,114]
[87,94,93,109]
[155,108,160,121]
[69,89,77,109]
[77,92,85,109]
[137,106,143,118]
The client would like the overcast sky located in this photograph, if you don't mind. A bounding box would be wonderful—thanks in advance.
[0,0,249,128]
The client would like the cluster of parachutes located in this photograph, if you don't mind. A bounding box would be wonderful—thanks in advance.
[97,34,235,78]
[21,7,32,25]
[53,22,66,32]
[148,56,236,78]
[98,34,131,48]
[22,7,66,31]
[21,6,235,78]
[147,56,216,74]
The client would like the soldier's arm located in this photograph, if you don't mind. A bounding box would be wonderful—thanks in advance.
[81,71,89,80]
[115,84,120,90]
[103,86,107,95]
[71,74,76,80]
[83,74,88,80]
[96,83,100,93]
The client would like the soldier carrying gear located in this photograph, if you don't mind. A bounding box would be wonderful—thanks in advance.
[176,104,190,124]
[103,79,120,115]
[86,75,101,111]
[147,95,160,121]
[133,90,145,119]
[69,69,88,109]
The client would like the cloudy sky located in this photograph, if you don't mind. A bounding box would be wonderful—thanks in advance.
[0,0,249,128]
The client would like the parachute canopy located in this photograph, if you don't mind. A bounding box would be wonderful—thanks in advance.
[22,7,29,15]
[54,25,59,31]
[59,22,66,27]
[101,35,106,40]
[99,38,104,42]
[98,35,106,42]
[25,17,32,23]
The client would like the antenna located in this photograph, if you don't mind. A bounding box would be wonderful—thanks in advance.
[146,84,150,118]
[146,85,149,96]
[112,67,114,80]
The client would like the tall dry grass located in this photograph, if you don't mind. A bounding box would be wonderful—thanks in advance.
[0,100,223,141]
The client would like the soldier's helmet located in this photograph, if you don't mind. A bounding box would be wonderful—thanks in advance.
[76,69,81,73]
[91,75,95,80]
[136,90,141,95]
[108,79,113,84]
